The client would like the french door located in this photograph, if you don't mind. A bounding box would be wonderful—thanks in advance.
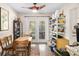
[28,17,49,43]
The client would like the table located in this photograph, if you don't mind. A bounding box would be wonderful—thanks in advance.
[15,37,32,41]
[14,37,32,55]
[16,37,32,44]
[15,37,32,45]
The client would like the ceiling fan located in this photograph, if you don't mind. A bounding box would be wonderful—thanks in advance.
[22,3,46,12]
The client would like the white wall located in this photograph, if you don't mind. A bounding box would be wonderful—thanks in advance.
[59,3,79,45]
[0,3,18,39]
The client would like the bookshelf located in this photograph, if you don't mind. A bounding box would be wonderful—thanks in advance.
[57,11,65,36]
[49,11,65,40]
[49,17,57,40]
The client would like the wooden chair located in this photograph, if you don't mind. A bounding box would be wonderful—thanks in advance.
[14,40,29,56]
[0,36,14,56]
[0,37,10,55]
[0,40,3,56]
[0,37,8,48]
[7,35,13,45]
[5,36,15,55]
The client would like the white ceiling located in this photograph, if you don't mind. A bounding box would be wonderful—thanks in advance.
[7,3,66,14]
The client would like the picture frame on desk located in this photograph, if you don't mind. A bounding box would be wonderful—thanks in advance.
[0,7,9,31]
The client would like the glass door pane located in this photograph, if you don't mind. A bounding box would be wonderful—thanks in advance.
[29,21,36,39]
[39,21,45,39]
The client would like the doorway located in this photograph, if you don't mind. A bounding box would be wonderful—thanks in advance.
[28,16,49,43]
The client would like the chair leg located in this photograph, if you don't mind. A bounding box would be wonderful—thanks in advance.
[1,50,4,56]
[12,50,15,55]
[15,51,17,56]
[27,46,31,56]
[7,50,14,56]
[5,50,9,56]
[24,51,27,56]
[25,51,27,56]
[2,50,6,56]
[21,52,23,56]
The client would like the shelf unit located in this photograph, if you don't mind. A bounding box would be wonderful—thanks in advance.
[49,11,66,51]
[13,20,21,40]
[49,17,58,40]
[57,13,65,36]
[49,11,65,40]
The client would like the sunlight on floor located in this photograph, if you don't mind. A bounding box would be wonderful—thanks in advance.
[39,44,46,51]
[39,44,47,56]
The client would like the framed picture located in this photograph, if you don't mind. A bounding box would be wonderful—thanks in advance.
[0,7,9,31]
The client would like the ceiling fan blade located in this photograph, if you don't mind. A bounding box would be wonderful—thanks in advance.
[22,7,28,8]
[39,5,45,9]
[22,7,33,9]
[28,7,33,9]
[22,4,45,10]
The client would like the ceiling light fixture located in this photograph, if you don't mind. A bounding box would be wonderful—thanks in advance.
[32,9,38,13]
[22,3,45,13]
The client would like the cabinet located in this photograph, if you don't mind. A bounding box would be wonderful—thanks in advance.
[13,20,21,40]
